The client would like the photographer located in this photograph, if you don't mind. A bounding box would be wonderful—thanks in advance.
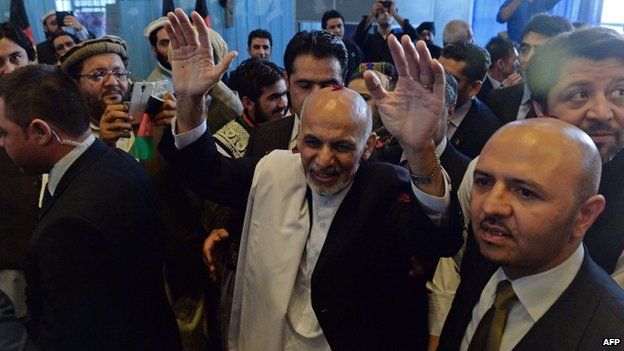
[37,11,95,64]
[353,0,418,64]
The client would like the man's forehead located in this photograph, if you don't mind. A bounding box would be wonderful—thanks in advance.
[522,32,549,47]
[251,38,270,46]
[291,54,341,79]
[45,15,56,25]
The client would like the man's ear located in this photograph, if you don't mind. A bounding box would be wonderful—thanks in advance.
[495,58,505,71]
[468,80,483,98]
[572,194,606,241]
[241,96,255,113]
[28,118,53,145]
[362,132,377,161]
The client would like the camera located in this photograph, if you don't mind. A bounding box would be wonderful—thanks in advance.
[380,1,392,8]
[55,11,74,27]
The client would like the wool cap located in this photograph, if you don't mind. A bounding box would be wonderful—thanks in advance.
[59,35,127,73]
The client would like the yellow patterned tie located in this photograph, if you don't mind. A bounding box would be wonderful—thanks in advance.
[467,280,518,351]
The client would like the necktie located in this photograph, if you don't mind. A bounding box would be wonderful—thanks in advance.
[467,280,518,351]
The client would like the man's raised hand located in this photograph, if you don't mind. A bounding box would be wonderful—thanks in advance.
[364,35,445,152]
[165,9,237,99]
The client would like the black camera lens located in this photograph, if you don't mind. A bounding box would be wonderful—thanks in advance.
[380,1,392,8]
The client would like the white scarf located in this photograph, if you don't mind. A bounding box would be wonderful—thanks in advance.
[228,150,311,351]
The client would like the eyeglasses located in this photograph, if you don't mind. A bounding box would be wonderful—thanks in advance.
[79,69,130,82]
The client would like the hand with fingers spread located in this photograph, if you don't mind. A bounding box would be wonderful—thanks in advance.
[165,9,237,132]
[364,35,446,152]
[203,228,230,282]
[165,9,237,99]
[364,34,446,196]
[99,104,133,146]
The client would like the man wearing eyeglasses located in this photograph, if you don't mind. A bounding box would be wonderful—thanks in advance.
[60,36,176,150]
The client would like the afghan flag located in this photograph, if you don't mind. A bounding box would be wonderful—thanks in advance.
[129,96,163,160]
[163,0,175,16]
[10,0,34,45]
[195,0,212,28]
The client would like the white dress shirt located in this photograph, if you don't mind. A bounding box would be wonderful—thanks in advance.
[486,74,503,90]
[460,245,585,351]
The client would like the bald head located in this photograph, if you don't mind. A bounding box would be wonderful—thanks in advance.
[301,86,372,147]
[297,87,376,195]
[484,118,602,203]
[472,118,605,278]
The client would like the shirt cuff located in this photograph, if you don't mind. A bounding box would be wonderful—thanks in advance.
[171,117,207,149]
[410,167,451,226]
[73,27,90,41]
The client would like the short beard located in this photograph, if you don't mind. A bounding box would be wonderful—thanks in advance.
[156,52,172,71]
[82,92,107,125]
[306,163,357,196]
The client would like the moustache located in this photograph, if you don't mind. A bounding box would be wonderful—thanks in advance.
[308,164,339,177]
[586,121,616,136]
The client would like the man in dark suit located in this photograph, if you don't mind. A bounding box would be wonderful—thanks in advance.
[440,42,501,159]
[245,30,348,157]
[0,65,181,350]
[162,9,462,350]
[322,10,363,81]
[438,119,624,351]
[429,28,624,350]
[485,14,573,124]
[0,22,39,320]
[477,36,520,102]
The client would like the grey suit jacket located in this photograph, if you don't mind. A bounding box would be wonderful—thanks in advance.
[438,251,624,351]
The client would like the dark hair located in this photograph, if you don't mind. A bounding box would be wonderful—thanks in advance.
[229,58,285,102]
[283,30,348,81]
[485,37,516,69]
[0,65,90,137]
[148,26,165,47]
[49,30,80,52]
[321,10,344,30]
[521,14,573,42]
[0,22,36,61]
[247,29,272,48]
[441,41,491,83]
[527,27,624,112]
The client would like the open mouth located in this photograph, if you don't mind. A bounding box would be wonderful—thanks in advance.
[478,222,511,244]
[311,170,339,184]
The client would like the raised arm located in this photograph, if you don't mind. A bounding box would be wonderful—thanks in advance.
[364,35,446,197]
[165,9,237,133]
[497,0,523,23]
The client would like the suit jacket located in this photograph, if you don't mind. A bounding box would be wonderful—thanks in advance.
[244,114,294,157]
[438,251,624,351]
[476,76,494,102]
[584,150,624,274]
[159,129,464,350]
[485,82,529,125]
[450,98,502,159]
[24,140,181,351]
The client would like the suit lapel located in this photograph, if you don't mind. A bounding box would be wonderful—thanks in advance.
[513,252,600,351]
[38,140,108,220]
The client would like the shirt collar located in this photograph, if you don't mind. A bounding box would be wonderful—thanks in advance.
[400,137,447,165]
[47,134,96,195]
[493,244,584,322]
[290,113,300,144]
[486,74,503,89]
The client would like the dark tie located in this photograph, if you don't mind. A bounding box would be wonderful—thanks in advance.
[467,280,518,351]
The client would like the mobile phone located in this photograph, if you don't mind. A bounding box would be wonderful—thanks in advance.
[380,1,392,8]
[55,11,74,27]
[126,81,168,125]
